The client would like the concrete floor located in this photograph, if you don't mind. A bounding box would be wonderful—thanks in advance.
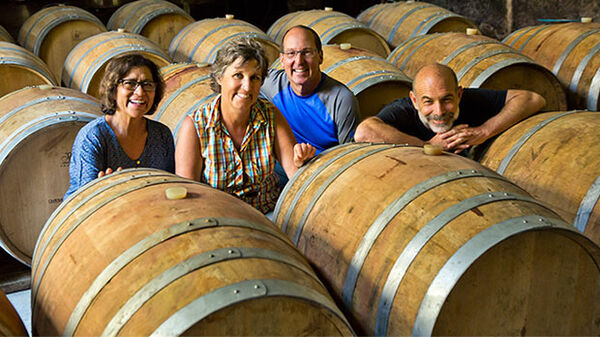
[7,289,31,337]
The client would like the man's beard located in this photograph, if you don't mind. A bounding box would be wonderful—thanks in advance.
[417,107,460,133]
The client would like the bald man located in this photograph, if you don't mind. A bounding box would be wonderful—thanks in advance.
[354,63,546,153]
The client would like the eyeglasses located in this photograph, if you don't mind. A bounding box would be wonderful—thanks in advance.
[282,48,317,59]
[118,79,157,92]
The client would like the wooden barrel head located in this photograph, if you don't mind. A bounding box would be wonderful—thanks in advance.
[0,42,56,97]
[0,86,102,265]
[0,290,28,336]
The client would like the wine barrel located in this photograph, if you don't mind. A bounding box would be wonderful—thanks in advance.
[155,62,215,139]
[31,169,354,336]
[0,290,27,337]
[271,44,411,119]
[273,142,600,336]
[479,110,600,246]
[388,32,567,111]
[267,8,390,58]
[0,85,102,266]
[0,42,57,97]
[0,25,14,43]
[357,1,476,49]
[17,4,107,84]
[63,30,171,99]
[503,22,600,110]
[169,16,280,65]
[107,0,194,52]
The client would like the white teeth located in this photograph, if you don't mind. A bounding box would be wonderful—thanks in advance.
[130,99,145,104]
[237,93,249,98]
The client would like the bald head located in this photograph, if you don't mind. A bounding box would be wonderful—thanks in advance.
[412,63,459,94]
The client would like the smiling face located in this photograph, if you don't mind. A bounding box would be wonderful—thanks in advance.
[410,64,462,133]
[115,66,155,119]
[281,26,323,96]
[217,57,262,115]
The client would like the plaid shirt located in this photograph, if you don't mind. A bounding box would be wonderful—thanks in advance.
[190,95,280,213]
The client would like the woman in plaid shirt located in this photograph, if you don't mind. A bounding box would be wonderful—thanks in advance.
[175,37,315,213]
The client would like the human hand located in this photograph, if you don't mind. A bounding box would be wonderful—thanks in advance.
[293,143,316,167]
[429,124,471,153]
[98,167,123,178]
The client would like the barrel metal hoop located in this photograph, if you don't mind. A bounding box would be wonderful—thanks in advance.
[503,25,539,47]
[387,34,433,66]
[68,229,304,336]
[553,28,600,75]
[306,13,350,30]
[277,143,373,233]
[321,23,368,45]
[21,7,82,48]
[574,175,600,232]
[80,45,169,92]
[155,74,210,120]
[293,145,397,245]
[455,49,516,82]
[150,279,353,337]
[413,214,573,336]
[0,95,99,127]
[398,34,440,70]
[374,191,541,336]
[268,11,303,42]
[351,74,411,96]
[168,19,200,58]
[323,55,387,74]
[31,178,194,312]
[345,70,403,90]
[440,41,497,65]
[132,7,188,34]
[496,111,577,175]
[185,22,250,63]
[0,113,96,264]
[569,41,600,94]
[387,4,435,44]
[32,170,172,273]
[364,3,393,27]
[587,66,600,110]
[32,12,102,56]
[172,93,218,142]
[410,11,444,38]
[418,13,469,37]
[342,169,506,308]
[469,57,535,88]
[205,32,267,64]
[517,25,552,52]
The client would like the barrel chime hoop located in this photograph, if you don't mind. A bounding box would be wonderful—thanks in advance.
[575,175,600,232]
[387,4,435,44]
[569,41,600,95]
[155,74,210,120]
[552,28,600,75]
[172,93,218,141]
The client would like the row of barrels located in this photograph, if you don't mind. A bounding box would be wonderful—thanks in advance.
[0,0,599,335]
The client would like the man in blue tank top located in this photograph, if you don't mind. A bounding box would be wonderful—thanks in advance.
[261,25,359,185]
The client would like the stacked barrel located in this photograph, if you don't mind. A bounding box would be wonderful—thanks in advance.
[0,1,599,337]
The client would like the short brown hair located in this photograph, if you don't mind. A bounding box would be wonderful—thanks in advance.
[210,37,269,93]
[99,54,164,115]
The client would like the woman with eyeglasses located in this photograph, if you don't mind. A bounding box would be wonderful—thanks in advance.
[64,54,174,198]
[175,37,315,214]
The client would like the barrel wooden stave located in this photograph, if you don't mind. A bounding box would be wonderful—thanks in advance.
[479,111,600,245]
[169,18,280,65]
[107,0,194,52]
[267,9,390,58]
[18,5,106,84]
[0,25,15,43]
[0,86,102,265]
[63,31,171,98]
[358,2,476,48]
[0,290,27,337]
[274,143,600,336]
[32,170,353,336]
[388,32,567,111]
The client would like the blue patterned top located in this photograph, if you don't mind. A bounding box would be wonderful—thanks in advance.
[64,116,175,199]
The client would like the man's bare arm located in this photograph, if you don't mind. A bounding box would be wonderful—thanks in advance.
[354,117,426,145]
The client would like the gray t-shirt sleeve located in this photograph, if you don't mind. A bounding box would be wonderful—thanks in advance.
[320,74,359,143]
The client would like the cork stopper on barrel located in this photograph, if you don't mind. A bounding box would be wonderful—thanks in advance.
[581,17,592,23]
[117,28,126,33]
[340,43,351,50]
[423,144,443,155]
[225,14,234,20]
[466,28,478,35]
[165,187,187,200]
[324,7,333,11]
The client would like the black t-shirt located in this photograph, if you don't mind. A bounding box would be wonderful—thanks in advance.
[377,88,507,141]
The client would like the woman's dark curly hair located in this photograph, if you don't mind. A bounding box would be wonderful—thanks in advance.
[210,36,269,93]
[99,54,165,115]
